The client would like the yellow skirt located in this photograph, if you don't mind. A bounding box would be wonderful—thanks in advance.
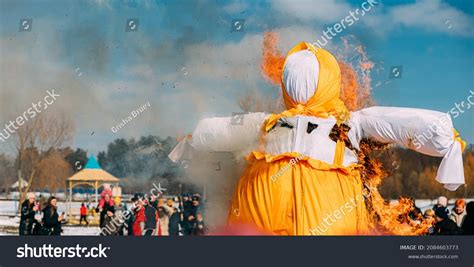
[228,152,370,235]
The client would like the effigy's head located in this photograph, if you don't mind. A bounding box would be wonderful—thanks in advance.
[281,42,349,122]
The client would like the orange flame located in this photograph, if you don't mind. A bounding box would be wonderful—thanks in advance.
[260,32,372,111]
[339,61,359,111]
[261,32,285,85]
[358,141,431,236]
[338,39,374,110]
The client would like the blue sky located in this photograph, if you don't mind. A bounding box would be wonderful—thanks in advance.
[0,0,473,155]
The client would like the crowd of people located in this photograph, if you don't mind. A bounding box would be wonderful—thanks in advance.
[18,190,207,236]
[74,184,205,236]
[407,196,474,235]
[97,189,206,236]
[18,190,474,236]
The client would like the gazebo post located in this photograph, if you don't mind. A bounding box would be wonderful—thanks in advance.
[115,182,120,204]
[95,181,98,205]
[68,181,72,223]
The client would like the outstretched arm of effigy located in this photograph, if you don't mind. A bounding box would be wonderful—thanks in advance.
[168,112,269,162]
[190,112,269,152]
[348,106,465,191]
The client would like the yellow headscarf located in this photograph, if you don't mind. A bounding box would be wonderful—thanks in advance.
[264,42,350,132]
[454,128,467,152]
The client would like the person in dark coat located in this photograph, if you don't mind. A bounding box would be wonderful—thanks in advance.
[96,194,114,228]
[183,213,196,236]
[125,198,138,236]
[432,206,462,235]
[183,196,194,218]
[182,196,200,235]
[193,212,206,236]
[42,196,63,235]
[101,206,122,236]
[143,198,157,236]
[184,196,199,219]
[168,207,181,236]
[461,201,474,235]
[19,193,38,235]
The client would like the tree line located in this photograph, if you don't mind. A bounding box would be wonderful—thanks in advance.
[377,145,474,199]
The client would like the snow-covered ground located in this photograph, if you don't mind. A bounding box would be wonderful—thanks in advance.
[0,216,100,236]
[0,200,83,216]
[61,226,101,236]
[0,216,19,227]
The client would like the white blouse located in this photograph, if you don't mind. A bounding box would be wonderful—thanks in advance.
[170,107,465,191]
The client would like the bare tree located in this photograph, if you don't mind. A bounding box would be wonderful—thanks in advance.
[12,111,74,210]
[0,154,15,193]
[34,149,72,194]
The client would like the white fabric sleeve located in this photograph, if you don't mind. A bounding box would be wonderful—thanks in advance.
[348,106,465,191]
[168,112,269,162]
[168,138,194,163]
[437,141,464,191]
[191,112,269,151]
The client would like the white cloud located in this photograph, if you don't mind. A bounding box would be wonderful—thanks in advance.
[88,0,112,9]
[123,64,155,80]
[223,1,248,14]
[274,25,325,51]
[271,0,473,37]
[388,0,474,37]
[272,0,352,22]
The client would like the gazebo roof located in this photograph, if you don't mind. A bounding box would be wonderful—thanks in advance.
[67,155,119,182]
[84,154,101,169]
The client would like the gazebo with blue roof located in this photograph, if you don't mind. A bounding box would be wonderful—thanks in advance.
[66,155,119,223]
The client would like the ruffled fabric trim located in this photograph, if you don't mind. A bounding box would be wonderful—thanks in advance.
[246,151,360,175]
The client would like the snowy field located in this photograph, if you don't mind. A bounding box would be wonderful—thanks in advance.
[0,216,100,236]
[0,200,84,216]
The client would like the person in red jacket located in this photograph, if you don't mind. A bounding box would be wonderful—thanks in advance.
[79,203,88,226]
[132,199,146,236]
